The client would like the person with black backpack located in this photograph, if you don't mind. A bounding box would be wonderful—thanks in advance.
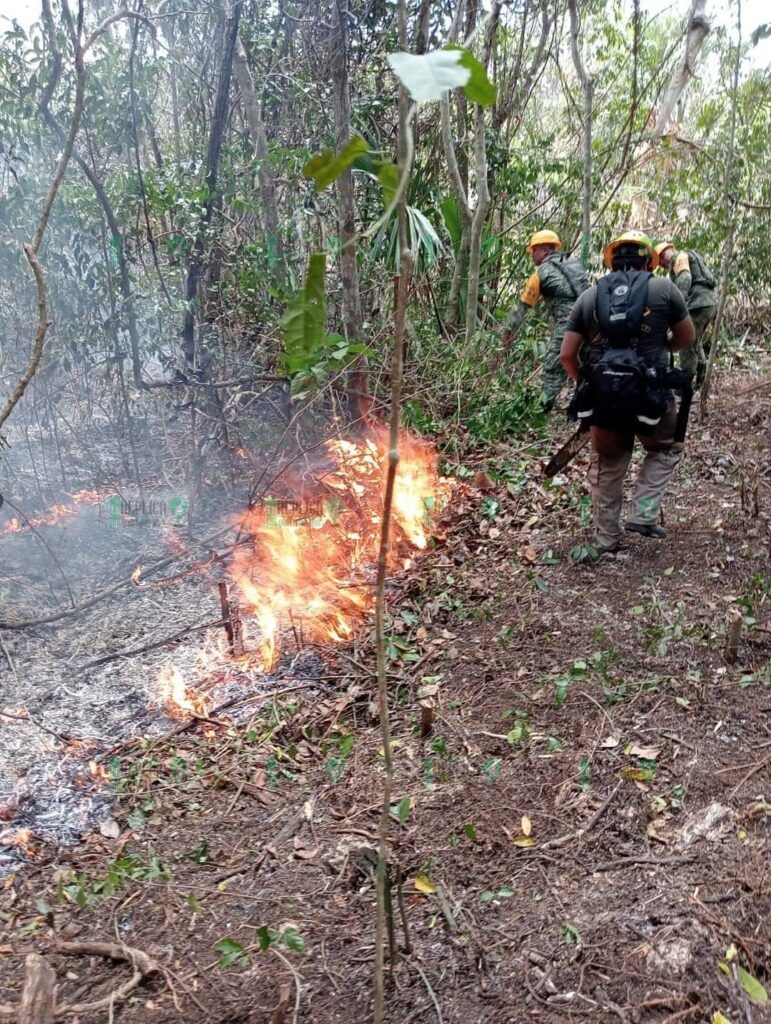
[560,231,695,554]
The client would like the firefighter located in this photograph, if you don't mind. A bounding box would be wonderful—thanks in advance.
[560,232,695,554]
[655,242,717,387]
[501,230,589,411]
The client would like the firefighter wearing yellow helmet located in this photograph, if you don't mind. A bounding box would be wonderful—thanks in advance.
[560,230,695,554]
[655,241,717,387]
[501,229,589,411]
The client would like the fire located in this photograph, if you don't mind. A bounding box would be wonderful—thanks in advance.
[0,827,35,853]
[1,489,106,534]
[131,566,144,586]
[155,666,208,718]
[229,428,447,671]
[88,760,110,784]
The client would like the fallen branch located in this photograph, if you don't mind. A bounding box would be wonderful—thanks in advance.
[0,941,160,1019]
[0,525,231,630]
[541,783,621,850]
[54,940,160,1016]
[78,617,226,669]
[593,855,696,872]
[271,948,302,1024]
[19,953,56,1024]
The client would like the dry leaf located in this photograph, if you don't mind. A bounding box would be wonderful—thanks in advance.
[621,767,652,781]
[521,815,532,836]
[513,836,536,848]
[98,818,120,839]
[626,743,660,760]
[473,471,495,491]
[519,546,537,564]
[413,875,436,895]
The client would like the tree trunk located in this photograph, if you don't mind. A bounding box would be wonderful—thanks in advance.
[331,0,369,424]
[463,4,499,347]
[181,1,242,370]
[440,0,471,333]
[567,0,592,264]
[701,0,741,409]
[652,0,710,138]
[374,14,411,1023]
[228,11,281,259]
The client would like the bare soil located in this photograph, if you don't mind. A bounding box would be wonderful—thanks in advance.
[1,361,770,1024]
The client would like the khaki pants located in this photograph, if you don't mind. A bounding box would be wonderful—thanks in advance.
[588,397,681,550]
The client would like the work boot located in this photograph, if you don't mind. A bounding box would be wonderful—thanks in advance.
[625,522,666,539]
[597,540,619,555]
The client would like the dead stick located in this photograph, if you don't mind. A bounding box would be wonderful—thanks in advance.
[53,939,160,1015]
[541,782,621,850]
[594,855,696,872]
[725,608,742,663]
[19,953,56,1024]
[0,525,231,630]
[729,754,771,798]
[79,618,226,669]
[0,708,72,744]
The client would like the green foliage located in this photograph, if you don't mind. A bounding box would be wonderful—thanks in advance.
[303,136,369,190]
[279,253,371,395]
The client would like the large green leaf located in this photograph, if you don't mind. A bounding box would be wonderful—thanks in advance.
[440,195,462,253]
[451,47,497,107]
[303,136,369,190]
[280,253,336,375]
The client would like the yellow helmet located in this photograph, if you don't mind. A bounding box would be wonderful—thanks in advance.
[654,241,675,263]
[526,229,562,253]
[603,230,658,270]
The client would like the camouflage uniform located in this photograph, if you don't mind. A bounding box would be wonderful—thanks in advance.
[503,252,589,408]
[668,249,717,381]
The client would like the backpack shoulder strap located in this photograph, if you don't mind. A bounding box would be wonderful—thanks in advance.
[595,271,651,348]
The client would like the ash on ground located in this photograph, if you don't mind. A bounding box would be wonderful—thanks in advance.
[0,498,329,872]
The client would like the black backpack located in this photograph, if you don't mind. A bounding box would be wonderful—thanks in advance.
[571,271,667,433]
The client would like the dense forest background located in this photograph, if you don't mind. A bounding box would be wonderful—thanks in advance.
[0,0,769,490]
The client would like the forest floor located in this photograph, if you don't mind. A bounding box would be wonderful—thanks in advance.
[1,357,770,1024]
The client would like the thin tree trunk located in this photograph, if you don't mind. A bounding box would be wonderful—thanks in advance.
[440,0,471,332]
[374,7,412,1018]
[652,0,710,138]
[181,1,242,369]
[464,4,499,347]
[567,0,592,264]
[701,0,741,409]
[0,0,85,432]
[228,9,281,258]
[331,0,369,424]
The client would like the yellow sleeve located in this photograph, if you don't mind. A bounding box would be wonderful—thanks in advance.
[520,273,541,307]
[673,252,691,276]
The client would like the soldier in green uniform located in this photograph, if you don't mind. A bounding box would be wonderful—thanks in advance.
[501,230,589,410]
[655,242,717,387]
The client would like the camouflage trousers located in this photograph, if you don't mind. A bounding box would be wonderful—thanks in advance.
[588,397,681,550]
[679,305,716,380]
[542,323,569,409]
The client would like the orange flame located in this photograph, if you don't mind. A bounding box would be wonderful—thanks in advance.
[155,666,208,718]
[1,490,107,534]
[229,428,447,671]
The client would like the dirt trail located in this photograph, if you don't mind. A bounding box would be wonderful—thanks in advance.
[1,362,770,1023]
